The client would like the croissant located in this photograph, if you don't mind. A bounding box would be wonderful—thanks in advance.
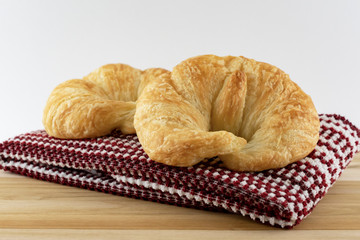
[134,55,320,171]
[43,55,320,172]
[43,64,168,139]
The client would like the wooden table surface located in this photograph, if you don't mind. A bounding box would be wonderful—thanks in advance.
[0,154,359,240]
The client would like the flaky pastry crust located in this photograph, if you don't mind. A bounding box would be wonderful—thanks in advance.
[134,55,320,171]
[43,64,168,138]
[43,55,320,171]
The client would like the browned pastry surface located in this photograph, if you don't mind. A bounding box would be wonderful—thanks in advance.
[43,64,168,138]
[134,55,320,171]
[43,55,320,171]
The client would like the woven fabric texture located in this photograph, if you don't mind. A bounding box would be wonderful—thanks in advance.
[0,114,359,228]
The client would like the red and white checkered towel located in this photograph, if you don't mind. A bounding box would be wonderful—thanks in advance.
[0,114,359,228]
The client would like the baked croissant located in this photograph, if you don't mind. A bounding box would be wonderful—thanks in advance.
[134,55,320,171]
[43,64,168,138]
[43,55,320,172]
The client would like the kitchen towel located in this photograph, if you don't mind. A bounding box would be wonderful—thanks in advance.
[0,114,359,228]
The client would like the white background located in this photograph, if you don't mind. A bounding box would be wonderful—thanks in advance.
[0,0,359,141]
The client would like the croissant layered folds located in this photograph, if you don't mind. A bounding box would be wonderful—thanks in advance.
[43,55,320,171]
[43,64,168,138]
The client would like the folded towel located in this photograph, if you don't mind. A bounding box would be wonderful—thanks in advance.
[0,114,359,228]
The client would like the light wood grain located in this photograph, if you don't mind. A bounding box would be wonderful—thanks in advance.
[338,155,360,181]
[0,229,359,240]
[0,154,358,239]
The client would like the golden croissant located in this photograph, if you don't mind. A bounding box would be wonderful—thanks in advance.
[43,55,320,171]
[43,64,168,138]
